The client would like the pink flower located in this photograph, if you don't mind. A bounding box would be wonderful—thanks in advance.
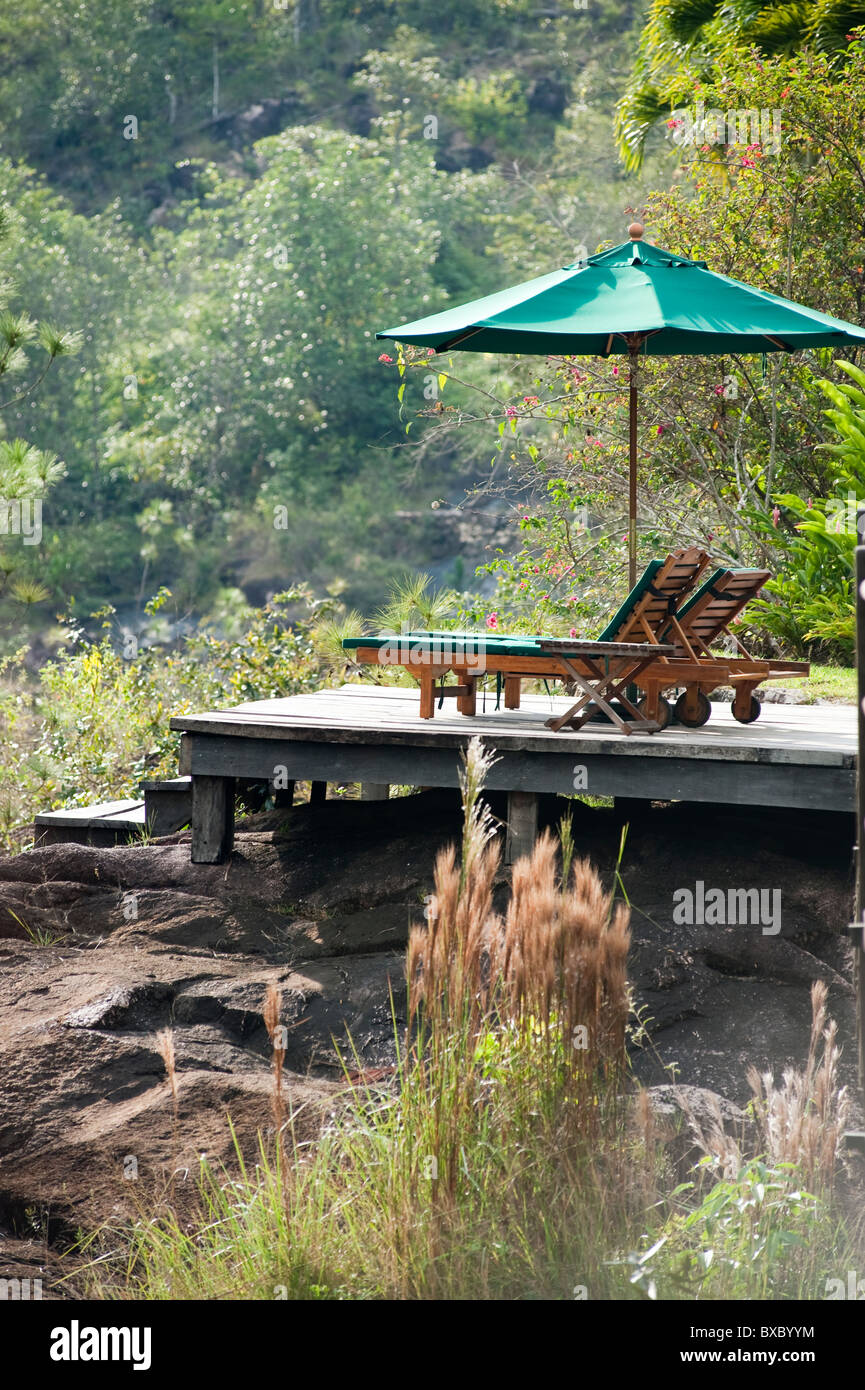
[505,406,518,418]
[378,353,394,364]
[523,395,539,407]
[656,424,665,435]
[522,515,530,521]
[807,497,813,509]
[569,627,578,638]
[533,566,540,573]
[612,366,619,376]
[485,613,498,629]
[772,506,781,527]
[714,384,723,395]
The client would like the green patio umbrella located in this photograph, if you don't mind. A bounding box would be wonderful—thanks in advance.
[377,224,865,588]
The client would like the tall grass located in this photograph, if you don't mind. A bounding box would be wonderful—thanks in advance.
[624,979,854,1301]
[79,739,856,1301]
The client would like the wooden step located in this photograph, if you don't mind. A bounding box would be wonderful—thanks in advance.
[140,776,193,836]
[34,799,146,848]
[34,777,194,847]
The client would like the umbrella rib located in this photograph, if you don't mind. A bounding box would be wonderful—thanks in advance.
[763,334,794,352]
[435,325,485,352]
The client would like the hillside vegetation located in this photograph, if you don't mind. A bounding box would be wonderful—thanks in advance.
[0,0,668,639]
[1,4,864,845]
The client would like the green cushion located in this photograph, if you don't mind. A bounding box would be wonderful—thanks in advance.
[342,630,568,658]
[596,558,665,642]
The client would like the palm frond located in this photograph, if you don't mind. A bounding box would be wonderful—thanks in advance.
[314,611,366,672]
[809,0,865,51]
[9,577,50,605]
[663,0,724,45]
[746,1,815,51]
[372,572,458,632]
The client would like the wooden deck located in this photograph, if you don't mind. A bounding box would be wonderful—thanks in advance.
[171,684,856,863]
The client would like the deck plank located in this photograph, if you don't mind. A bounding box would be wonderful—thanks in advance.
[169,684,855,846]
[34,799,146,827]
[170,685,855,769]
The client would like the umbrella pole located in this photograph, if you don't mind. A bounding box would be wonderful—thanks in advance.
[628,345,638,591]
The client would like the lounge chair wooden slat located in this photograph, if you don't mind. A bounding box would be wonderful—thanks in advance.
[655,566,809,723]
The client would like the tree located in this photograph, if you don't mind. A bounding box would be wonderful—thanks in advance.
[617,0,865,168]
[0,201,78,609]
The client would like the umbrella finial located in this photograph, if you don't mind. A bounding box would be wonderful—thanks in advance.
[628,222,644,240]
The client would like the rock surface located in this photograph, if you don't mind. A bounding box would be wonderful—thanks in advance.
[0,789,858,1292]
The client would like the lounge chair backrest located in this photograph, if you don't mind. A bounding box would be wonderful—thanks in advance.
[342,547,711,656]
[662,567,770,655]
[597,547,710,644]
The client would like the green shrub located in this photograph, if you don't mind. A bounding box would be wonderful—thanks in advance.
[0,586,334,850]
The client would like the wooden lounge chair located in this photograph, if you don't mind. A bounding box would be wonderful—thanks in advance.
[342,548,731,732]
[343,628,678,732]
[500,545,732,729]
[647,566,810,725]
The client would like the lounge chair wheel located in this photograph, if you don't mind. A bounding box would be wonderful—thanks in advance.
[674,690,711,728]
[733,694,761,724]
[638,695,672,730]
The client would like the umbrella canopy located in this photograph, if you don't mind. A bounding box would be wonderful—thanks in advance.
[378,231,865,356]
[377,226,865,586]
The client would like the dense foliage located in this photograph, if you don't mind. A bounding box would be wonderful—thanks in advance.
[0,585,332,847]
[0,1,862,843]
[617,0,865,166]
[0,0,671,644]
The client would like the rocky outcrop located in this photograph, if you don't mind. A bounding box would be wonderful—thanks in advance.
[0,790,858,1291]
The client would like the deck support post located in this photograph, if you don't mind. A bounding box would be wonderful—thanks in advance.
[505,789,538,865]
[191,775,235,864]
[360,783,390,800]
[272,779,295,809]
[309,781,327,806]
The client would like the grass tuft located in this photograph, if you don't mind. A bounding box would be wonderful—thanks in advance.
[77,739,857,1301]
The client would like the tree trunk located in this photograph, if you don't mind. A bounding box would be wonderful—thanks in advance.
[294,0,319,42]
[212,38,220,121]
